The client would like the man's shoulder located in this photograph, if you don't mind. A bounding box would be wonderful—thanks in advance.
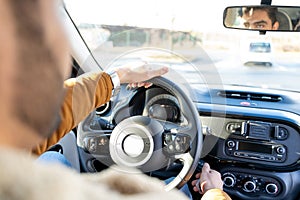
[0,148,81,200]
[0,148,189,200]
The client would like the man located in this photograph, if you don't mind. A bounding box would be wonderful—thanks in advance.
[0,0,230,199]
[241,7,279,30]
[0,1,187,199]
[31,62,168,155]
[32,63,231,199]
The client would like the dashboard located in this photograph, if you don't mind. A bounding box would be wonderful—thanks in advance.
[194,86,300,199]
[193,84,300,200]
[79,83,300,200]
[202,116,300,200]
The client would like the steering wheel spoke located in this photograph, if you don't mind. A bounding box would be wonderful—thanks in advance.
[82,132,111,155]
[163,128,192,156]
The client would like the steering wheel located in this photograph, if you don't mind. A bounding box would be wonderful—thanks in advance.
[77,76,202,190]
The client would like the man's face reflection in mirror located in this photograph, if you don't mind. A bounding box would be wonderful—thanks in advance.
[241,7,279,30]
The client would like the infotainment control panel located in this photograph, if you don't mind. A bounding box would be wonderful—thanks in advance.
[225,139,286,162]
[225,120,287,162]
[201,117,300,166]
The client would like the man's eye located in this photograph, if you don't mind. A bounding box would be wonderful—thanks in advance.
[256,24,265,28]
[244,23,250,28]
[255,23,266,29]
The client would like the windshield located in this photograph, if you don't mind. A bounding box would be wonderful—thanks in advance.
[64,0,300,92]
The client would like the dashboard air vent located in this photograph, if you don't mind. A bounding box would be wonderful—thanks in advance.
[218,91,283,102]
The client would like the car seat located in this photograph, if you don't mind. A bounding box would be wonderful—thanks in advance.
[276,10,293,30]
[46,131,81,172]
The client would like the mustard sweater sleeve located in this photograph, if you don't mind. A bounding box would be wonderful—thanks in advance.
[201,189,232,200]
[32,72,113,155]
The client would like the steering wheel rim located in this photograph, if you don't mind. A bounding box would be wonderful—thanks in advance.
[147,76,203,190]
[77,76,203,190]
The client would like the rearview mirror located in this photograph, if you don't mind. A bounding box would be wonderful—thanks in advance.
[223,5,300,31]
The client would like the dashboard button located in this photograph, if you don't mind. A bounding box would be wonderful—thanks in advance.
[275,126,289,140]
[276,146,286,154]
[227,140,235,148]
[226,123,241,134]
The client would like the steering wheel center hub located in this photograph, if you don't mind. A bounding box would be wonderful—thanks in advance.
[110,116,167,170]
[123,134,144,157]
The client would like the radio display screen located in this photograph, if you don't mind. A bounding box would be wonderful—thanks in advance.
[238,141,272,154]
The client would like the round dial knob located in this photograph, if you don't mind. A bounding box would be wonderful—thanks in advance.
[222,173,236,187]
[266,183,278,194]
[227,140,235,148]
[243,179,256,192]
[276,146,286,154]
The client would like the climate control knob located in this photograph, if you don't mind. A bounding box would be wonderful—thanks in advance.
[222,173,236,188]
[243,179,256,192]
[265,183,278,194]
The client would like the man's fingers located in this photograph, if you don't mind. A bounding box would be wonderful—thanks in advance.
[193,186,199,192]
[137,82,144,87]
[145,65,168,79]
[202,163,211,173]
[200,181,206,194]
[143,82,153,88]
[126,82,153,89]
[191,180,197,186]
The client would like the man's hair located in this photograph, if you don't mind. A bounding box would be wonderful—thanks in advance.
[242,6,278,25]
[7,1,65,138]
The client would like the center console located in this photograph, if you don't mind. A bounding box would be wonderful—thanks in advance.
[200,116,300,199]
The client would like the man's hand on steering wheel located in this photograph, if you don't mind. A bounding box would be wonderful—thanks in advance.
[114,61,169,87]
